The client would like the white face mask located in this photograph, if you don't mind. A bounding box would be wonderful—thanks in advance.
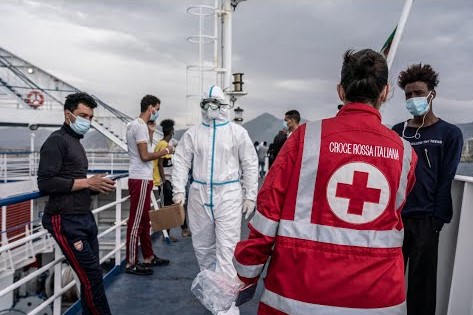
[207,108,220,120]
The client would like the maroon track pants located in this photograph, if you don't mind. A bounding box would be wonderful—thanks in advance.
[126,179,155,265]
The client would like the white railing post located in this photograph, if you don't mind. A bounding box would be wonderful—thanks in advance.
[115,179,122,266]
[53,244,62,315]
[111,153,114,174]
[2,155,7,183]
[1,206,7,247]
[91,151,95,171]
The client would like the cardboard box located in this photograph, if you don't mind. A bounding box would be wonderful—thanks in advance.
[149,203,185,231]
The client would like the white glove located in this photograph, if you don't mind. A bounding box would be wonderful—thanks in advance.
[173,192,185,206]
[242,199,255,220]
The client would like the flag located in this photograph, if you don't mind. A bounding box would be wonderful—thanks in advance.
[381,26,397,58]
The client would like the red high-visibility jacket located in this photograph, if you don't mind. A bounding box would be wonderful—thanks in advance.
[234,103,417,315]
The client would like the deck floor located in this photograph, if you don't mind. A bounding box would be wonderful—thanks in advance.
[98,217,263,315]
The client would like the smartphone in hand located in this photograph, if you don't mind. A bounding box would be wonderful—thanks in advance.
[235,284,257,307]
[105,173,128,181]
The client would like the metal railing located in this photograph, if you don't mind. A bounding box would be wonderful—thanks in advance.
[0,151,129,182]
[0,178,129,315]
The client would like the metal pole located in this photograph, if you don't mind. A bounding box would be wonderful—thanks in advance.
[30,131,35,177]
[386,0,414,70]
[115,178,122,265]
[53,244,62,315]
[222,0,232,93]
[214,0,219,84]
[1,206,7,246]
[199,6,204,98]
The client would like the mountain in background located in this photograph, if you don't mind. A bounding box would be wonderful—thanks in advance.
[456,122,473,140]
[173,113,285,144]
[0,127,112,151]
[2,116,473,151]
[242,113,284,144]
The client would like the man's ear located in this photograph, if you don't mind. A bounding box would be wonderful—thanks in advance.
[429,90,436,102]
[337,84,345,103]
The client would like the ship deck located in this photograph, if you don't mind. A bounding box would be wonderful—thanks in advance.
[68,219,264,315]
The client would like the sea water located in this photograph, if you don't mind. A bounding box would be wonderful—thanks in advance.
[457,163,473,177]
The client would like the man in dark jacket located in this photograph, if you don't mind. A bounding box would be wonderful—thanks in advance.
[38,92,116,315]
[392,64,463,315]
[268,128,287,169]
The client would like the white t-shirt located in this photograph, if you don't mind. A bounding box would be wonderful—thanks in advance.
[126,118,153,180]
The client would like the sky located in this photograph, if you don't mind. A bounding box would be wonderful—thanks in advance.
[1,0,472,129]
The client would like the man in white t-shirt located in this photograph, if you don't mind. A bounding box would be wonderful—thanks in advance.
[125,95,173,276]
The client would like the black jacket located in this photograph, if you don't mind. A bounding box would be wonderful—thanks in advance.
[37,124,93,214]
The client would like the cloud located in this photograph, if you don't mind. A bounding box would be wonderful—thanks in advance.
[0,0,472,130]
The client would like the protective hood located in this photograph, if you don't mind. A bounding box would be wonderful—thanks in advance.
[201,85,229,124]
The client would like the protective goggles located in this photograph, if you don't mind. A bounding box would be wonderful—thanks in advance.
[200,98,228,110]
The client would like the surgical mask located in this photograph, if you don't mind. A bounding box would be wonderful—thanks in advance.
[406,92,432,116]
[149,110,159,122]
[69,112,91,135]
[283,121,288,129]
[208,108,220,120]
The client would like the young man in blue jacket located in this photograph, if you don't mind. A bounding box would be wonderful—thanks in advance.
[392,64,463,315]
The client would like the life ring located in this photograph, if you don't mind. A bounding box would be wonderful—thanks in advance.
[25,90,44,108]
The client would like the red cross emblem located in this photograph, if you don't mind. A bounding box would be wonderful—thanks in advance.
[336,171,381,216]
[327,162,389,224]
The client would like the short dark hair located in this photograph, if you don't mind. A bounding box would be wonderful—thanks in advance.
[64,92,97,112]
[160,119,175,136]
[398,63,439,90]
[340,49,388,106]
[140,95,160,113]
[285,110,301,124]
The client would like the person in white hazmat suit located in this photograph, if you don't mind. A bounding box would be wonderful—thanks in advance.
[172,85,258,314]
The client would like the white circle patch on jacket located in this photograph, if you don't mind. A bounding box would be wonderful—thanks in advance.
[327,162,390,224]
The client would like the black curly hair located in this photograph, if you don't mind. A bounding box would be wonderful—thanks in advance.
[160,119,175,136]
[140,95,160,112]
[398,63,439,90]
[64,92,97,112]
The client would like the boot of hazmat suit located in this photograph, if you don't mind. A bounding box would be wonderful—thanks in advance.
[173,85,258,315]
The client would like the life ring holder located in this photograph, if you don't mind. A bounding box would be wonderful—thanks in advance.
[25,90,45,109]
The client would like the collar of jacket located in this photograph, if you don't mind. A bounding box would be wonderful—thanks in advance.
[61,123,84,139]
[336,102,381,123]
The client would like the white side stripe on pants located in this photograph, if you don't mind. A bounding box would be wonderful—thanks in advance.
[129,180,147,264]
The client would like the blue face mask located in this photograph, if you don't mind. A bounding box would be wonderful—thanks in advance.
[149,110,159,122]
[283,121,288,129]
[406,92,432,116]
[69,112,91,135]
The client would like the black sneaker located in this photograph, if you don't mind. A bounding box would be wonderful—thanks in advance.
[125,264,153,275]
[142,255,170,267]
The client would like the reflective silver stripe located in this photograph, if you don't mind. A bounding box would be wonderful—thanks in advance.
[261,288,407,315]
[395,140,412,210]
[295,121,322,222]
[278,219,403,248]
[249,210,279,237]
[233,257,264,279]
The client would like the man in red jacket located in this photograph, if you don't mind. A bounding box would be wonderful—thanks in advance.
[233,49,418,314]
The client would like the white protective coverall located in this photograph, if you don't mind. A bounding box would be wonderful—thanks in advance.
[173,86,258,314]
